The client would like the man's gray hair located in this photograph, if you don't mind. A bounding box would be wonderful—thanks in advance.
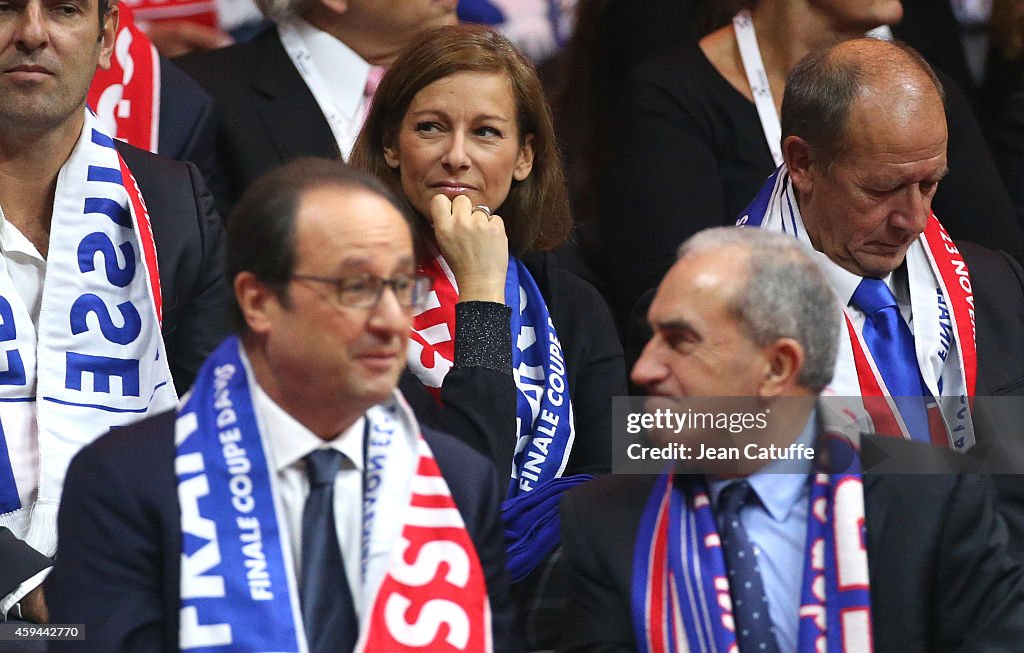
[677,227,840,391]
[780,38,945,169]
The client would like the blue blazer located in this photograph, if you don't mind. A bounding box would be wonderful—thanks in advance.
[46,409,520,652]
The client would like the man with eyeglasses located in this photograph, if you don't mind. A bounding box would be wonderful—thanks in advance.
[46,159,519,653]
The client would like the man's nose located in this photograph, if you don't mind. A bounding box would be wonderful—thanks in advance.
[630,338,667,390]
[14,4,49,53]
[891,185,931,235]
[367,285,412,336]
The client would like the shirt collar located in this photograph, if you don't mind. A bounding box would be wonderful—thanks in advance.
[709,409,817,523]
[0,208,44,260]
[813,249,916,313]
[285,17,370,120]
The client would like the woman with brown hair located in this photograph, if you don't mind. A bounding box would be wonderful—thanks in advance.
[351,23,625,616]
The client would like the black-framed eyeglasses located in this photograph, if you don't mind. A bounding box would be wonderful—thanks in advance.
[290,273,432,309]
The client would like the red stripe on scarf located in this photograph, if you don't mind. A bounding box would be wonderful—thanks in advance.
[358,446,492,652]
[924,216,977,400]
[645,481,673,653]
[117,153,162,324]
[410,255,460,401]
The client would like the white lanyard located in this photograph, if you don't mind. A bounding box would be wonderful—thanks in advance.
[733,9,783,166]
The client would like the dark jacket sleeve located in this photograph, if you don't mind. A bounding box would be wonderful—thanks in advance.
[47,414,178,652]
[442,300,516,470]
[933,474,1024,650]
[400,300,518,477]
[959,241,1024,556]
[557,478,644,653]
[0,528,51,600]
[163,162,229,394]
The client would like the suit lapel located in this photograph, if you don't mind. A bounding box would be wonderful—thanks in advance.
[250,28,341,163]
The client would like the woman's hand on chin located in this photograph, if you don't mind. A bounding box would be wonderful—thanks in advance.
[430,193,509,304]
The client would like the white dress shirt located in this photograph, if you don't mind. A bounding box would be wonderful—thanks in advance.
[0,217,44,520]
[814,250,913,332]
[0,215,50,620]
[250,382,368,616]
[279,18,374,161]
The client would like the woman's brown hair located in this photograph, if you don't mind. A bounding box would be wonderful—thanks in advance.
[351,24,571,256]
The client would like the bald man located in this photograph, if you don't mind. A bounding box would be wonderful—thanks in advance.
[738,38,1024,543]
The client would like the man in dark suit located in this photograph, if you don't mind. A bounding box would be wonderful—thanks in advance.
[47,159,518,653]
[746,37,1024,438]
[0,0,228,630]
[735,38,1024,550]
[175,0,456,214]
[559,227,1024,652]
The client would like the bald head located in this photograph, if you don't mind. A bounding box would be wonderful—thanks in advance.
[781,38,945,169]
[782,39,949,278]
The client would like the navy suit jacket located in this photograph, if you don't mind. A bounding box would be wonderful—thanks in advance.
[116,142,231,394]
[46,408,519,653]
[155,56,224,202]
[175,27,337,215]
[558,438,1024,652]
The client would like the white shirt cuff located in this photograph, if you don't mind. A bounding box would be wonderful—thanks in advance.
[1,567,51,621]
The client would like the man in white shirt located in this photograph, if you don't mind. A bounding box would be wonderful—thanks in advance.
[46,159,517,653]
[176,0,457,213]
[0,0,228,630]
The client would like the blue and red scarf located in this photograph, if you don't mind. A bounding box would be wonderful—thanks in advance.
[410,253,585,580]
[176,337,493,652]
[633,462,873,652]
[737,166,977,450]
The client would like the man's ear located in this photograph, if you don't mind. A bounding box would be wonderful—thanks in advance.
[758,337,805,398]
[783,135,815,195]
[97,5,119,71]
[234,272,279,335]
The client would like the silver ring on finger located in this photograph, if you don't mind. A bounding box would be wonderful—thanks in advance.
[473,204,494,221]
